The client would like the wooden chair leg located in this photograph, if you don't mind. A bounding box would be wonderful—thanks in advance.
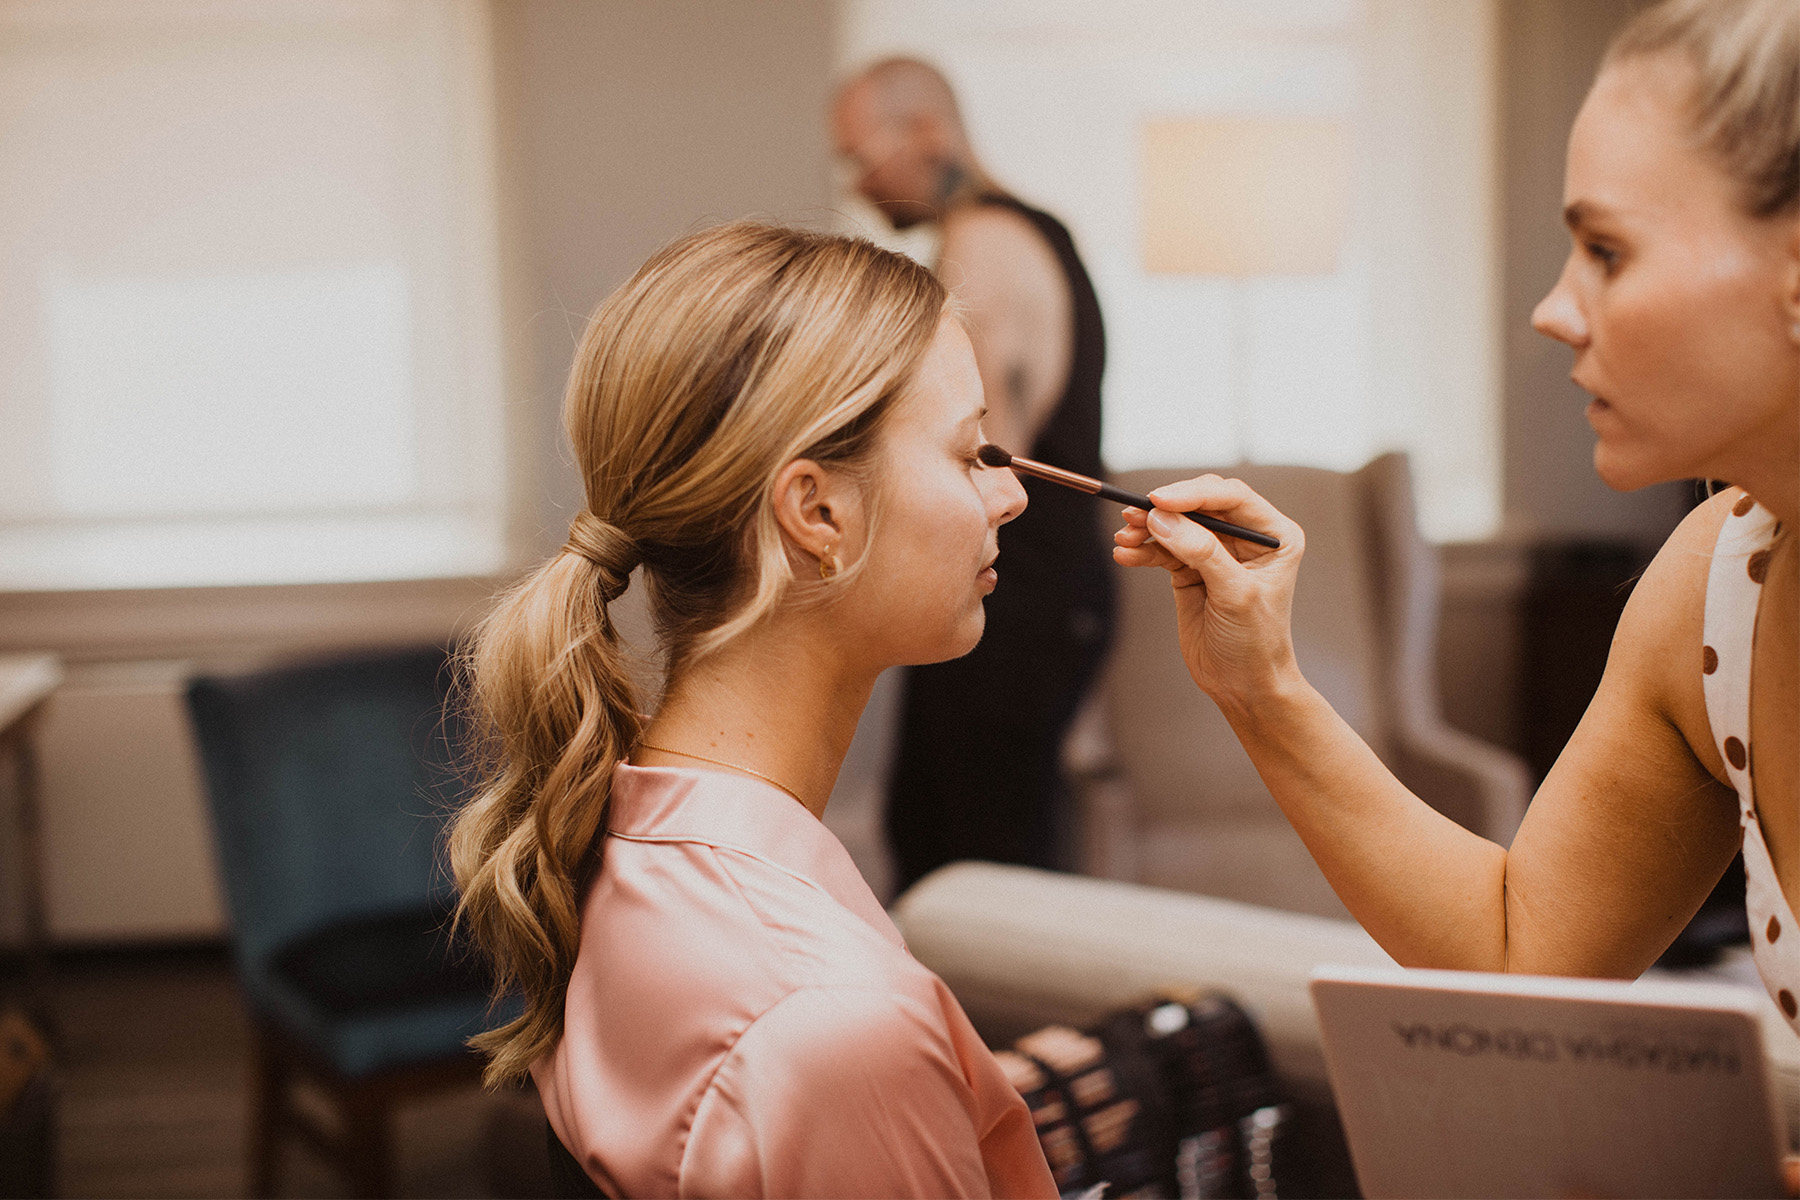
[250,1033,289,1198]
[249,1018,481,1198]
[342,1086,395,1199]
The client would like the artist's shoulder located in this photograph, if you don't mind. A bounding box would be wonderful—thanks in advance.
[943,194,1034,235]
[941,199,1055,264]
[940,200,1065,309]
[1637,487,1739,600]
[1606,488,1738,724]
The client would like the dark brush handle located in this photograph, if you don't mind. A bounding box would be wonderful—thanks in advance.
[1095,481,1282,550]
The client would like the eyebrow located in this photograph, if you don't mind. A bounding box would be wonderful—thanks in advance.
[1562,200,1613,232]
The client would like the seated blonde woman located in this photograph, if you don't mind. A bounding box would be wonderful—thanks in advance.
[449,222,1056,1199]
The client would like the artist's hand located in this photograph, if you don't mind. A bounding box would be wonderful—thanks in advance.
[1113,475,1306,710]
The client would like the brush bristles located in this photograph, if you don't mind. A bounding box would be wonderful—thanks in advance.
[976,444,1013,468]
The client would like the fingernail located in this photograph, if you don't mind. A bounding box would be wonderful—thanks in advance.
[1146,510,1176,536]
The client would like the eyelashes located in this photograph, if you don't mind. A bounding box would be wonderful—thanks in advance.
[1584,241,1620,274]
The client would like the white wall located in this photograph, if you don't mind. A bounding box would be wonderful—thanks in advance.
[491,0,839,558]
[33,663,224,940]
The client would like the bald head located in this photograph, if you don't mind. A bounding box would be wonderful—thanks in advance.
[832,57,984,229]
[841,58,968,142]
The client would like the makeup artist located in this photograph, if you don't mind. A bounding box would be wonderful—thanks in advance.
[1118,0,1798,1010]
[450,223,1055,1198]
[833,58,1114,893]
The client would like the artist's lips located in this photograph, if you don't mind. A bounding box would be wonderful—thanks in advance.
[978,559,998,592]
[1573,374,1611,421]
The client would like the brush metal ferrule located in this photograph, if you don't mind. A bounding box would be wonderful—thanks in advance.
[1004,454,1103,495]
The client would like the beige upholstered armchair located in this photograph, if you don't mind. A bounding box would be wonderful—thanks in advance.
[1075,453,1531,920]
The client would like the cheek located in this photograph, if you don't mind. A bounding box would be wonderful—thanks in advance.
[1601,253,1773,412]
[908,483,989,576]
[877,479,986,606]
[1588,247,1795,486]
[852,485,990,660]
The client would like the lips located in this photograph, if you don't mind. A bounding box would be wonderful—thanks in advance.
[1572,372,1612,421]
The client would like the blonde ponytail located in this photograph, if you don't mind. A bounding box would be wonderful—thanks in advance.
[450,222,945,1084]
[450,541,642,1083]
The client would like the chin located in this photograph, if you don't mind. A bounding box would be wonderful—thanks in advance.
[1592,441,1683,493]
[1591,446,1635,492]
[918,612,986,665]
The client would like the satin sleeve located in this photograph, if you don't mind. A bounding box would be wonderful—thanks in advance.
[680,986,1000,1199]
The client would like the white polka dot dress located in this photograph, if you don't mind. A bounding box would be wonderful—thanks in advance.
[1701,494,1791,1027]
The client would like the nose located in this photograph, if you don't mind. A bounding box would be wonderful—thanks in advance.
[1532,255,1589,348]
[987,464,1028,526]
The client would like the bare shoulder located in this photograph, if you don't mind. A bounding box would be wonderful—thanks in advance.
[1608,488,1739,777]
[1634,488,1737,603]
[939,203,1063,292]
[941,201,1043,251]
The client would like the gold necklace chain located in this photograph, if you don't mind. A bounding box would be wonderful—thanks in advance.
[636,741,806,808]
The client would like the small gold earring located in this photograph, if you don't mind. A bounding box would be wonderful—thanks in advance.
[818,546,839,581]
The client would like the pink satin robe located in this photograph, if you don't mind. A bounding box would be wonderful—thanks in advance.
[533,762,1058,1199]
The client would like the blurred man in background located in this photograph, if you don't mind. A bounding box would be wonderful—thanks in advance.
[833,58,1114,892]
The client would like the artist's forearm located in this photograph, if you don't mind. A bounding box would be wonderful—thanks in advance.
[1215,677,1511,971]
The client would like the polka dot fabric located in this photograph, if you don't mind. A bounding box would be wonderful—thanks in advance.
[1701,496,1791,1030]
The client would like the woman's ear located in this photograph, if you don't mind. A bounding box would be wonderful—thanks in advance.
[772,458,864,564]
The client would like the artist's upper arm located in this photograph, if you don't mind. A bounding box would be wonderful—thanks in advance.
[1501,494,1741,978]
[938,207,1071,451]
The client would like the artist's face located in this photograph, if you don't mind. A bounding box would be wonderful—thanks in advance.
[847,317,1026,663]
[1532,56,1800,494]
[831,85,944,229]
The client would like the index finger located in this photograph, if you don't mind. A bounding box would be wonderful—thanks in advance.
[1144,475,1301,547]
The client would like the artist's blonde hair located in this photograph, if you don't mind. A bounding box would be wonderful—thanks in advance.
[449,222,945,1084]
[1604,0,1800,218]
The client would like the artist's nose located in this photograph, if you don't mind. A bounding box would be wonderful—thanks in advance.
[1532,256,1590,348]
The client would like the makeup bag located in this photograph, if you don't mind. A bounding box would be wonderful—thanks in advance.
[998,992,1288,1200]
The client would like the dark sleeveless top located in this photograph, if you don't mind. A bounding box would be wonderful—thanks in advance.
[887,194,1115,890]
[969,193,1112,635]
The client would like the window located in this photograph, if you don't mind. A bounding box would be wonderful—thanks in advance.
[837,0,1500,542]
[0,0,506,589]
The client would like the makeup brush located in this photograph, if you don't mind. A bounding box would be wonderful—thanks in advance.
[977,444,1282,550]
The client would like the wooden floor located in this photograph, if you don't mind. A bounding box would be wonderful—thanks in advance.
[16,945,552,1199]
